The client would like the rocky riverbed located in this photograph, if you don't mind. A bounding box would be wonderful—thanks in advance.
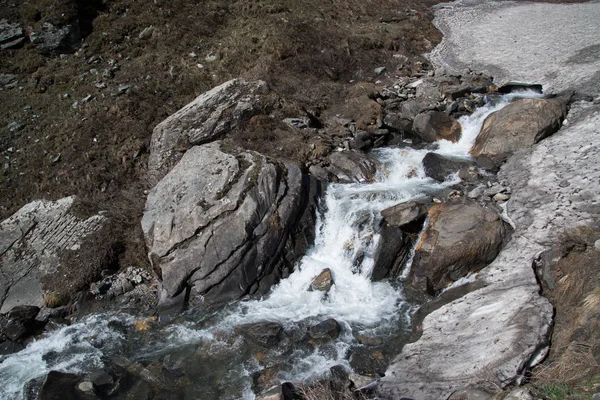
[1,1,600,400]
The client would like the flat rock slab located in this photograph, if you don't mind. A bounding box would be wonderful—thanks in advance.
[0,197,105,313]
[379,101,600,399]
[429,0,600,95]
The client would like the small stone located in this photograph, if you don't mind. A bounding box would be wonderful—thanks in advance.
[237,322,284,348]
[138,26,154,40]
[432,197,442,204]
[117,85,130,95]
[7,121,24,132]
[82,95,94,103]
[594,240,600,252]
[196,63,204,69]
[78,381,94,392]
[72,101,79,109]
[483,184,505,197]
[592,393,600,400]
[309,268,334,292]
[95,82,107,89]
[374,67,386,76]
[308,318,342,343]
[558,179,570,188]
[493,193,510,202]
[52,154,61,163]
[467,185,486,199]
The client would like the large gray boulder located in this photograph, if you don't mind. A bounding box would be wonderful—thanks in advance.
[0,197,106,313]
[147,79,270,182]
[408,201,507,294]
[142,142,321,311]
[470,97,568,164]
[378,101,600,399]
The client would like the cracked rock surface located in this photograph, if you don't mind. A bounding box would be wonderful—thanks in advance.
[143,142,321,311]
[0,197,105,313]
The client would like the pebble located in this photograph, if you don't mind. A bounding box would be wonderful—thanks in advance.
[95,82,107,89]
[82,94,94,103]
[594,240,600,252]
[78,381,94,392]
[7,122,24,132]
[139,26,154,40]
[374,66,386,75]
[493,193,510,202]
[592,394,600,400]
[117,85,130,95]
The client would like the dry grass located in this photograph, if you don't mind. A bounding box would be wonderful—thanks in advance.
[531,226,600,388]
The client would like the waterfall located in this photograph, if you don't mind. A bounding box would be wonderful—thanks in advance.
[0,90,543,400]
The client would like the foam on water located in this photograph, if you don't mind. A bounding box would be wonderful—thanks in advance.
[0,314,131,400]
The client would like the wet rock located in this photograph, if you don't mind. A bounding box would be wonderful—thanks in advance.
[252,365,280,393]
[38,371,82,400]
[371,223,413,281]
[350,347,388,377]
[144,143,321,310]
[0,339,24,355]
[323,150,377,183]
[412,111,462,143]
[498,82,543,94]
[30,22,81,56]
[8,305,40,321]
[148,79,271,181]
[422,153,475,182]
[409,201,507,294]
[470,96,569,165]
[88,369,120,396]
[23,376,45,400]
[308,319,341,343]
[0,197,106,313]
[44,318,69,332]
[237,322,284,348]
[380,201,428,229]
[356,335,384,346]
[309,268,333,292]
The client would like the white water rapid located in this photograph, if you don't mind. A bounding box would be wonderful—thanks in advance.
[0,91,542,400]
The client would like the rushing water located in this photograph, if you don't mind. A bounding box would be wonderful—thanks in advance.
[0,91,542,400]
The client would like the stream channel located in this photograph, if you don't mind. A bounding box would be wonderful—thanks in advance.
[0,90,542,400]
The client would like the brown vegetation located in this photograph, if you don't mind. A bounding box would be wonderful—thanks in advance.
[531,226,600,396]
